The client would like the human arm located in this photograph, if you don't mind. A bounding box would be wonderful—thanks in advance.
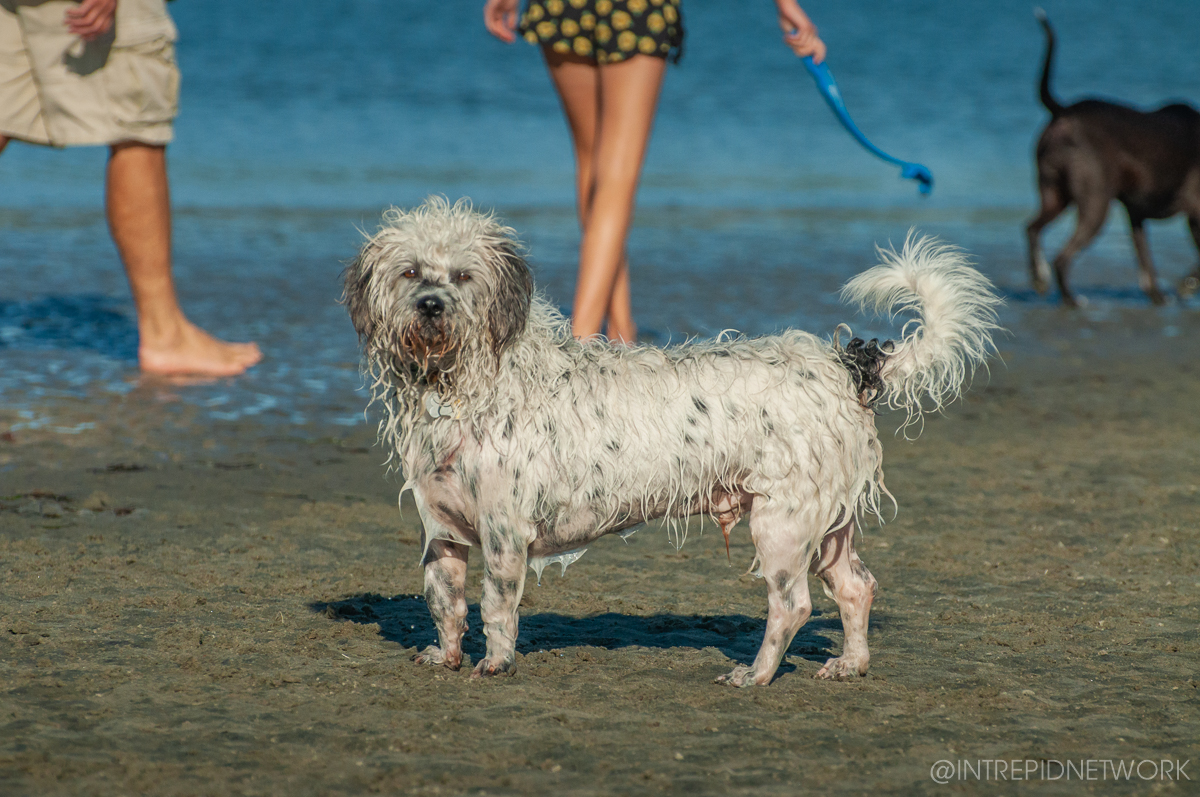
[776,0,826,64]
[484,0,520,44]
[65,0,118,42]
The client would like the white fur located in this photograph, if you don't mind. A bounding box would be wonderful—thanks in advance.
[343,197,1000,685]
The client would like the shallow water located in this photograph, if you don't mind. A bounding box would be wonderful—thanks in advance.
[2,0,1198,429]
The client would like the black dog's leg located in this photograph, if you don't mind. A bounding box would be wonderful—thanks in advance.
[1027,183,1067,295]
[1053,194,1109,307]
[1179,215,1200,299]
[1127,214,1167,305]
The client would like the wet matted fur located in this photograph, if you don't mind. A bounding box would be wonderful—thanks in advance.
[343,197,1000,685]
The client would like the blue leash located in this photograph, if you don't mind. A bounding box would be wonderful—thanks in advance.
[801,56,933,195]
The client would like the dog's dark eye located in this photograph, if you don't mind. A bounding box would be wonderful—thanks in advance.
[455,272,472,283]
[401,267,418,279]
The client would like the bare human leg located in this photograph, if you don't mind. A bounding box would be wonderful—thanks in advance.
[106,142,261,376]
[545,52,665,342]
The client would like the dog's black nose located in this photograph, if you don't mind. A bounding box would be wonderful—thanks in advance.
[416,296,444,318]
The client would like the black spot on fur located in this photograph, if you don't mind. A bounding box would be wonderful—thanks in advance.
[692,396,709,415]
[774,571,791,594]
[435,502,471,531]
[837,337,894,408]
[487,535,504,557]
[851,558,875,587]
[606,440,621,452]
[759,408,775,435]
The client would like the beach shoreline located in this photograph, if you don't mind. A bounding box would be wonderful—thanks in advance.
[2,326,1197,795]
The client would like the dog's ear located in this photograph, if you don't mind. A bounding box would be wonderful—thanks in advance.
[486,240,533,358]
[342,240,378,345]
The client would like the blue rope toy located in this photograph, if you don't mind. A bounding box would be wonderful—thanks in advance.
[802,56,933,195]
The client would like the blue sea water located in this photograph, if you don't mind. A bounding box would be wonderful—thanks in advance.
[2,0,1198,430]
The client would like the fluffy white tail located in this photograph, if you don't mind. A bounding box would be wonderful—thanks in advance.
[841,235,1001,429]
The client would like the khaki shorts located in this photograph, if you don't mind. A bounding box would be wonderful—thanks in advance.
[0,0,179,147]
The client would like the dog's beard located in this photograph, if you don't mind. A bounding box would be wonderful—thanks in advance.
[398,317,459,384]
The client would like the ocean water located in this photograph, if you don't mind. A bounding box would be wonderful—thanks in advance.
[2,0,1198,430]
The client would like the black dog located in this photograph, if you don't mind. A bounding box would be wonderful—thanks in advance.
[1026,10,1200,306]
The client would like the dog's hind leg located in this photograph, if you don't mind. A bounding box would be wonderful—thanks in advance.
[810,519,877,679]
[1027,182,1067,295]
[1053,193,1110,307]
[472,517,534,678]
[715,499,814,687]
[414,539,470,670]
[1127,214,1167,305]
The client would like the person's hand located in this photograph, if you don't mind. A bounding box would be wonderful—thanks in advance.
[776,0,826,64]
[484,0,521,43]
[65,0,117,42]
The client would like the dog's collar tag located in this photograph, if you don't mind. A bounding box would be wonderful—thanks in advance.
[424,392,460,420]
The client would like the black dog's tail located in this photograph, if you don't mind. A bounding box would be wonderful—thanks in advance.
[1035,8,1065,116]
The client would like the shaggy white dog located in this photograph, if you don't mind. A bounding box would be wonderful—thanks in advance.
[343,197,999,686]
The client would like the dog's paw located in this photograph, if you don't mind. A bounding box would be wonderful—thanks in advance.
[1179,274,1200,299]
[469,656,516,679]
[714,665,759,688]
[413,645,461,670]
[814,655,868,680]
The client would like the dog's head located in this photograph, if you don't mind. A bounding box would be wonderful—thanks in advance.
[343,197,533,385]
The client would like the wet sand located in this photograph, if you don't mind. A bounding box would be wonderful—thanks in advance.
[2,320,1198,795]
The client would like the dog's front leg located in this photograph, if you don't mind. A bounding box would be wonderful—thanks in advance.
[1129,217,1167,305]
[472,517,532,678]
[1179,217,1200,298]
[414,539,469,670]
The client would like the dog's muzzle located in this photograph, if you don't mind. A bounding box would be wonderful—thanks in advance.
[416,295,445,319]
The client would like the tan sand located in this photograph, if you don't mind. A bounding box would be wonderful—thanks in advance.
[2,324,1198,795]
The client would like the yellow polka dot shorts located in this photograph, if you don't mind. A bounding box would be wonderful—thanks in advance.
[519,0,684,64]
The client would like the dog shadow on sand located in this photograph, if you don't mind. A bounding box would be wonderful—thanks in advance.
[311,593,854,672]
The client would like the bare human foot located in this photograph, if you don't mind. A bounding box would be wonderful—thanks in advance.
[138,319,261,377]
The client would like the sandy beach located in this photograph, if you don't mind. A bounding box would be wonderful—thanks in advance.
[2,308,1198,796]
